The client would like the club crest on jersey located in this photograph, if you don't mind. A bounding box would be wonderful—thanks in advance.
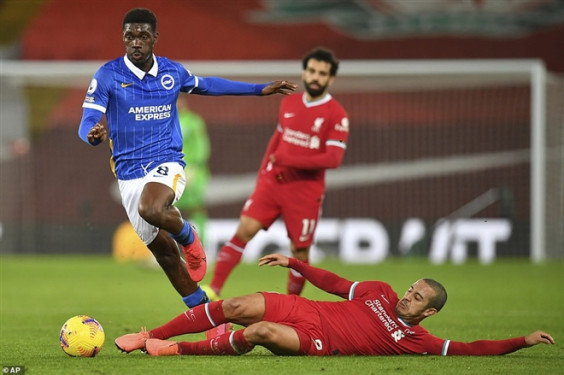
[161,74,175,90]
[312,117,325,132]
[87,78,98,94]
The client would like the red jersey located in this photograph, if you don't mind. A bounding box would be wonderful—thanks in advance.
[314,281,448,355]
[280,259,527,356]
[258,92,349,191]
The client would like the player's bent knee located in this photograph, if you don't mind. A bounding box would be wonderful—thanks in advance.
[222,297,247,317]
[237,216,262,241]
[138,203,161,225]
[245,322,278,344]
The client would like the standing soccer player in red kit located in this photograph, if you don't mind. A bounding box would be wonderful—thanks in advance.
[206,47,349,298]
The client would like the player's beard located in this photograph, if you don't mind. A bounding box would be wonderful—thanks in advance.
[304,80,328,99]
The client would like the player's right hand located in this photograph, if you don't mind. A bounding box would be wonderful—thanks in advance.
[261,80,297,96]
[87,123,108,145]
[258,253,289,268]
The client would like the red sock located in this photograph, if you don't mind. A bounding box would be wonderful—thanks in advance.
[178,329,253,355]
[210,236,246,293]
[149,301,225,339]
[287,259,308,295]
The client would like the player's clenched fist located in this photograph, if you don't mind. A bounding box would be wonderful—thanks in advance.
[87,123,108,145]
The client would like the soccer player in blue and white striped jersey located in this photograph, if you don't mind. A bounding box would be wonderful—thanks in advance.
[78,8,296,310]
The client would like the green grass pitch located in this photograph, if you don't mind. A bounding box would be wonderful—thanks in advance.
[1,255,563,374]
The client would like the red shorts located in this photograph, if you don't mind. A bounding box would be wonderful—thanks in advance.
[243,176,324,247]
[261,292,328,356]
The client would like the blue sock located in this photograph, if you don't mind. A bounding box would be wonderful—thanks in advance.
[170,220,194,246]
[182,287,209,308]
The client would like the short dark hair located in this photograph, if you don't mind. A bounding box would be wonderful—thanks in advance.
[123,8,157,32]
[423,278,448,312]
[302,47,340,76]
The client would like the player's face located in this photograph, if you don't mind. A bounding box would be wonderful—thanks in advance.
[302,59,334,100]
[123,23,159,71]
[395,280,438,324]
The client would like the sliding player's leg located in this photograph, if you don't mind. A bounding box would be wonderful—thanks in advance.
[115,293,266,353]
[146,321,301,356]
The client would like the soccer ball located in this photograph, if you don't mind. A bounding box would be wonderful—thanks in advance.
[59,315,105,357]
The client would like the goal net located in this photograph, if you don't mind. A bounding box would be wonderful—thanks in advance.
[1,59,562,262]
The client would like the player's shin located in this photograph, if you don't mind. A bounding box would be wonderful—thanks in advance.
[178,330,253,355]
[210,237,246,293]
[150,301,226,339]
[287,260,308,295]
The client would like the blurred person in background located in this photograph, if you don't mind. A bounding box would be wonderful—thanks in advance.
[116,253,555,357]
[175,96,211,245]
[78,7,296,310]
[205,47,349,299]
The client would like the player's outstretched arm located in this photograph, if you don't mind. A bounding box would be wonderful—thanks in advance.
[446,330,555,356]
[261,80,297,96]
[259,253,353,298]
[525,330,555,347]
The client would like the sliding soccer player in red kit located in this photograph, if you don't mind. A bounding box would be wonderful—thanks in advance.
[115,253,554,356]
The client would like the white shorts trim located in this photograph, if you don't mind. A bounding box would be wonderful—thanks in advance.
[118,162,186,245]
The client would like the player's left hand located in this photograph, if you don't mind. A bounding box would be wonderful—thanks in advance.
[261,80,297,96]
[524,330,555,347]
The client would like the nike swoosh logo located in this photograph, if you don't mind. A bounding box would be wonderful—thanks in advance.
[121,82,134,88]
[284,113,295,118]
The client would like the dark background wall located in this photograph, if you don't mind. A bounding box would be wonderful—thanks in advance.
[1,0,562,255]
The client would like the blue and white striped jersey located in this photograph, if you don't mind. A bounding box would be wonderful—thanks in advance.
[79,55,265,180]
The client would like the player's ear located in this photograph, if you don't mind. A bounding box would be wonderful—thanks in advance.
[423,307,438,318]
[154,31,159,44]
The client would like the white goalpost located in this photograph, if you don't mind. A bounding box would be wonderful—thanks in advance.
[1,59,561,261]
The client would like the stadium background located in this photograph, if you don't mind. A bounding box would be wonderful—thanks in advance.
[1,0,563,262]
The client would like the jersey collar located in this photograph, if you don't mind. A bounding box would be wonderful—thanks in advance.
[302,92,332,108]
[398,317,413,328]
[123,54,159,79]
